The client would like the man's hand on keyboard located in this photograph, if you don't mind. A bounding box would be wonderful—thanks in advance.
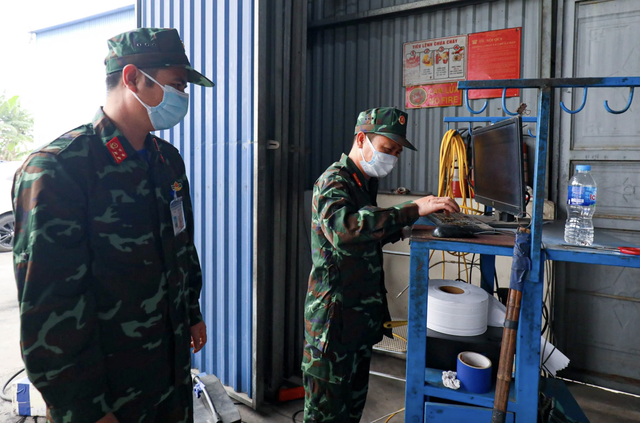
[414,196,460,217]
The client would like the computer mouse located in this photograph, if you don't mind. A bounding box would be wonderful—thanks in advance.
[432,225,476,238]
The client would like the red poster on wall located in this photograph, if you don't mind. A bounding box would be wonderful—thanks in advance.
[467,28,522,99]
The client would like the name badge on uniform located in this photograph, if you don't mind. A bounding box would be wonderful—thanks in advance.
[170,181,186,236]
[170,197,186,236]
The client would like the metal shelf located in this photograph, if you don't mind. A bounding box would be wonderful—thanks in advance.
[405,77,640,423]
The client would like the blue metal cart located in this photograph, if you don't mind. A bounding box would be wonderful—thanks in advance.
[404,78,640,423]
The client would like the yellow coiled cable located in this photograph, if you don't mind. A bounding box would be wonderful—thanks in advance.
[437,129,480,214]
[437,129,482,281]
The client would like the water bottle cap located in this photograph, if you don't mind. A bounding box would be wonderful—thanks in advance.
[575,165,591,172]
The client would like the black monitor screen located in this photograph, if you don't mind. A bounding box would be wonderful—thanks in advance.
[471,116,525,216]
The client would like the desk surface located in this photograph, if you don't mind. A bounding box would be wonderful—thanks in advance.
[412,224,516,247]
[411,218,640,268]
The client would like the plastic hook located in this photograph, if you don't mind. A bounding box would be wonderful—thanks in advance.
[560,87,588,114]
[527,128,536,138]
[501,88,519,116]
[604,87,634,114]
[464,90,488,114]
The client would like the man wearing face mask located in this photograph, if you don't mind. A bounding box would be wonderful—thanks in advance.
[302,107,459,422]
[12,28,212,423]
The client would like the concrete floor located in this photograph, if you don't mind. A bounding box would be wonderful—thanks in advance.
[1,250,640,423]
[236,352,640,423]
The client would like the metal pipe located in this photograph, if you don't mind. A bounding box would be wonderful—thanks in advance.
[443,117,538,123]
[369,370,406,383]
[383,250,411,257]
[459,77,640,89]
[192,374,222,423]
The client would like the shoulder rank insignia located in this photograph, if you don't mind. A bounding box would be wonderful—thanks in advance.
[106,137,127,164]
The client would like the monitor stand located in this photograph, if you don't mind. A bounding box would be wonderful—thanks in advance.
[475,211,531,229]
[499,212,515,222]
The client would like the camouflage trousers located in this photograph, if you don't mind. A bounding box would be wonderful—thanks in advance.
[301,344,373,423]
[46,381,193,423]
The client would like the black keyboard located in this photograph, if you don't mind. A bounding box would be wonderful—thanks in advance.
[426,211,494,233]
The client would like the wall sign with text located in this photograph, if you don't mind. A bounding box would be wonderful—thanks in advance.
[467,28,522,99]
[406,83,462,109]
[403,35,467,87]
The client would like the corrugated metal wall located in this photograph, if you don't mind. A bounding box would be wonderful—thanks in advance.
[139,0,254,399]
[309,0,469,21]
[307,0,544,193]
[32,6,135,146]
[255,0,309,396]
[553,0,640,395]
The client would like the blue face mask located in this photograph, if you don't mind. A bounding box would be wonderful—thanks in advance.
[132,69,189,130]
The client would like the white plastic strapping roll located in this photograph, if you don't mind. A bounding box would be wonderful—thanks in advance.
[427,279,489,336]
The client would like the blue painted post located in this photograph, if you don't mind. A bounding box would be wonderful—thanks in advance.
[406,244,430,423]
[513,254,545,422]
[528,87,551,284]
[479,255,495,294]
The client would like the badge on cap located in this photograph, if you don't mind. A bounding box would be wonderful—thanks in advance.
[107,137,127,164]
[399,115,406,125]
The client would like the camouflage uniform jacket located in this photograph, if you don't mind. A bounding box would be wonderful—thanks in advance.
[12,109,203,422]
[303,154,419,356]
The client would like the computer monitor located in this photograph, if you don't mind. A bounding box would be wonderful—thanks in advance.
[471,116,526,219]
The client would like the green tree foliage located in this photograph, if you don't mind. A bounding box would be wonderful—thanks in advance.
[0,93,33,160]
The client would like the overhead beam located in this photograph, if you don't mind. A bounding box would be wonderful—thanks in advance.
[308,0,489,30]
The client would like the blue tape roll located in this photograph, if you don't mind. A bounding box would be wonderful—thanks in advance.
[457,351,492,394]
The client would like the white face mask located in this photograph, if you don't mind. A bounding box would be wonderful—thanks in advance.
[359,135,398,178]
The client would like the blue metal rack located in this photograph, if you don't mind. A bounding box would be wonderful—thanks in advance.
[405,77,640,423]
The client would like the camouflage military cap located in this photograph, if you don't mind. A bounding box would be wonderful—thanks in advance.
[354,107,416,151]
[104,28,214,87]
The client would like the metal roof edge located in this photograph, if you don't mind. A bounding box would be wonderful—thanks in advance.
[31,4,135,34]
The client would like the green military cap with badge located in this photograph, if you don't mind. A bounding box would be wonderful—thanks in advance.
[104,27,214,87]
[354,107,416,151]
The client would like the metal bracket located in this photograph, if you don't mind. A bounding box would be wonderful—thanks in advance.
[501,88,519,116]
[560,87,588,114]
[267,140,280,150]
[464,90,488,114]
[604,87,634,114]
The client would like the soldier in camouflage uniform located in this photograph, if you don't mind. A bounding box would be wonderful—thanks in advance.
[12,28,214,423]
[302,107,459,422]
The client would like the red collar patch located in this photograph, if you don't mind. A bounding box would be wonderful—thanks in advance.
[106,137,127,164]
[353,172,363,188]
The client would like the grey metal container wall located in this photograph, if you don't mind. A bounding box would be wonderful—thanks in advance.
[307,0,548,193]
[139,0,254,399]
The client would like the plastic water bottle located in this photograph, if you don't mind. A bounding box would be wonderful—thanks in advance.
[564,165,597,246]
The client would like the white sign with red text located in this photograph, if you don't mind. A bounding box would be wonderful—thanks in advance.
[403,35,467,87]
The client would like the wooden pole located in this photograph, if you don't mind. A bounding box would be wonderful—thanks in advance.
[492,226,530,423]
[491,289,523,422]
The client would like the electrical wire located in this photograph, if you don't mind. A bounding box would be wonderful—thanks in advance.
[435,130,485,281]
[1,368,25,402]
[392,333,407,343]
[291,409,304,422]
[438,130,477,213]
[540,258,559,378]
[384,408,405,423]
[369,408,405,423]
[428,260,481,270]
